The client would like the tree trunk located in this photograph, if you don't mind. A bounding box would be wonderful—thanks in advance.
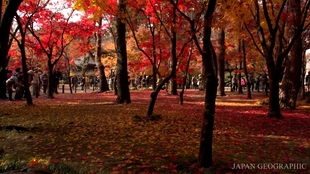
[47,60,54,99]
[20,46,33,105]
[268,70,283,118]
[95,18,109,92]
[169,77,178,95]
[17,25,32,105]
[238,70,243,93]
[152,66,157,90]
[241,40,251,99]
[0,0,23,99]
[267,57,284,118]
[97,62,109,92]
[198,0,217,168]
[115,0,131,104]
[279,0,302,109]
[179,46,193,104]
[217,29,226,96]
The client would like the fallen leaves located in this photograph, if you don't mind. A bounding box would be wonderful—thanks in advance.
[0,91,309,173]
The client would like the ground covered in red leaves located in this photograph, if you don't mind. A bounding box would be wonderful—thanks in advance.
[0,90,309,173]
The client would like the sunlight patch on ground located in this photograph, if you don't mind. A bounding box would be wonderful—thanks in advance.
[67,102,115,105]
[216,101,259,106]
[250,134,291,140]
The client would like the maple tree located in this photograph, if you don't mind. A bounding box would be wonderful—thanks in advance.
[126,0,202,115]
[19,0,92,98]
[10,1,41,105]
[0,0,23,99]
[245,0,310,118]
[126,1,166,90]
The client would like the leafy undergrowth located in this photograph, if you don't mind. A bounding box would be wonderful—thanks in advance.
[0,90,309,174]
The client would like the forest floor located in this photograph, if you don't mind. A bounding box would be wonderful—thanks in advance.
[0,90,309,174]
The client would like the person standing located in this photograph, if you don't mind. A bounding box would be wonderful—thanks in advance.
[13,68,24,100]
[255,75,260,92]
[53,68,62,94]
[232,74,238,92]
[80,76,85,92]
[28,69,40,97]
[71,76,78,92]
[41,71,48,94]
[6,75,24,101]
[306,71,310,91]
[249,74,255,91]
[34,69,41,96]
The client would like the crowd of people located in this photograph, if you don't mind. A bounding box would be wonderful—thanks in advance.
[5,67,62,101]
[231,73,269,92]
[4,67,310,101]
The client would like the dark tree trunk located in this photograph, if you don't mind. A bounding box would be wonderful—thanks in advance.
[20,46,33,105]
[15,15,32,105]
[68,74,73,94]
[47,60,54,99]
[147,73,176,116]
[217,29,226,96]
[238,41,243,94]
[179,46,193,104]
[198,0,217,168]
[242,40,252,99]
[95,18,109,92]
[238,69,243,93]
[280,0,302,109]
[169,77,178,95]
[152,66,157,90]
[0,0,23,99]
[115,0,131,104]
[268,66,283,118]
[97,62,109,92]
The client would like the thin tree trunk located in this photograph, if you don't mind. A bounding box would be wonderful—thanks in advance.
[242,40,251,99]
[152,66,157,90]
[179,45,193,104]
[238,69,243,93]
[21,47,33,105]
[47,58,55,99]
[217,29,226,96]
[95,18,109,92]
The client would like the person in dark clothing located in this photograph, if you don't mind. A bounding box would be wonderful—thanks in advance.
[41,72,48,94]
[80,76,85,91]
[53,68,62,94]
[6,75,24,101]
[256,76,260,92]
[306,71,310,91]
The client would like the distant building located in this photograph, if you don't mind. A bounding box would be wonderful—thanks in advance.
[70,56,97,76]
